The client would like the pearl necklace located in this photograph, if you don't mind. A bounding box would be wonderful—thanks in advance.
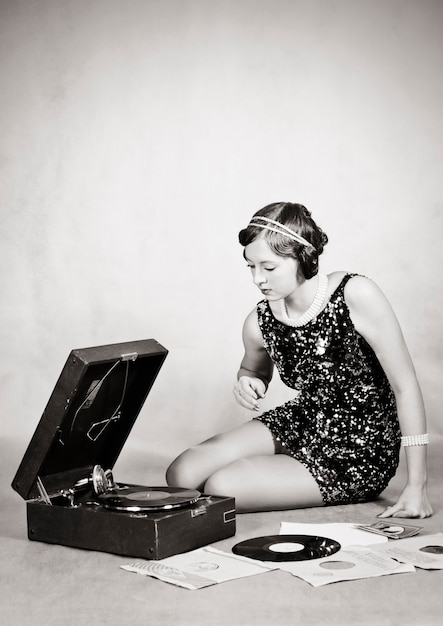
[280,273,329,327]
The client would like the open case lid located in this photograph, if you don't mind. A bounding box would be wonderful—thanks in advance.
[12,339,168,500]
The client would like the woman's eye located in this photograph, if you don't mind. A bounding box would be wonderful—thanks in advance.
[264,267,275,272]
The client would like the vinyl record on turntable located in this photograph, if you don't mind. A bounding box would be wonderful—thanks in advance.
[232,534,341,562]
[99,486,201,511]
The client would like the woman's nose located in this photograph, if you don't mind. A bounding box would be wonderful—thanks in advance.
[253,270,266,286]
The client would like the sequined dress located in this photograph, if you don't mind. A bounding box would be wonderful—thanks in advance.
[255,273,400,505]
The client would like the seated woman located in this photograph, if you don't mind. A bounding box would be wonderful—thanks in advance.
[167,202,432,517]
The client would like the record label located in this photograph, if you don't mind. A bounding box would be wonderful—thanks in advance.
[232,534,341,562]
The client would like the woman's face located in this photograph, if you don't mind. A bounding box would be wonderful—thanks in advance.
[244,237,300,301]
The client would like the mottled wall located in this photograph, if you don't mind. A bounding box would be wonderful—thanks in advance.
[1,0,442,473]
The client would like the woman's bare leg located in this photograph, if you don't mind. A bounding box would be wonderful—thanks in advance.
[166,420,324,512]
[204,455,324,512]
[166,420,278,491]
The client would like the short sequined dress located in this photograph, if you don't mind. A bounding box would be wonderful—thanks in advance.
[255,273,400,505]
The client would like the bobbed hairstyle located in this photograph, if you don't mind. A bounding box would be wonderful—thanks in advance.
[238,202,328,279]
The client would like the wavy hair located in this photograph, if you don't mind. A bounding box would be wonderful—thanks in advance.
[238,202,328,279]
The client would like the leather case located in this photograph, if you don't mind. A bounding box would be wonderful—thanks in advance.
[12,339,236,559]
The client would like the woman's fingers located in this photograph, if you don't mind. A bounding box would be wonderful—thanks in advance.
[233,379,261,410]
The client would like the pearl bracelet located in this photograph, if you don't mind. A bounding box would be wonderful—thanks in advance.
[400,433,429,447]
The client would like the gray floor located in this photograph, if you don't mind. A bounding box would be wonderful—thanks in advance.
[1,436,442,626]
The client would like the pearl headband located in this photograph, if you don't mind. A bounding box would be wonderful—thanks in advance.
[248,216,314,249]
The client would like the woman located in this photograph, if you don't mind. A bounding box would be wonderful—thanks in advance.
[166,202,432,517]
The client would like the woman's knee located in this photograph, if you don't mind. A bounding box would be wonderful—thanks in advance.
[166,449,196,488]
[166,433,234,488]
[165,445,213,489]
[203,458,250,497]
[202,471,229,497]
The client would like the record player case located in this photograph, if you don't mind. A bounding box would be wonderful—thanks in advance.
[12,339,236,560]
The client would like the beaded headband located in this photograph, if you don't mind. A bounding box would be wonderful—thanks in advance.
[248,216,313,248]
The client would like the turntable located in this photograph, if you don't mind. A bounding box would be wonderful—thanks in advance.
[12,339,236,559]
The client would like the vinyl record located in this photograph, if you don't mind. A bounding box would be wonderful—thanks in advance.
[99,486,201,511]
[232,534,341,562]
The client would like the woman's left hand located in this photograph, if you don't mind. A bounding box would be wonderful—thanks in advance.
[378,484,433,519]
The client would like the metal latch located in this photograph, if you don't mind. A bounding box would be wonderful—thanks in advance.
[191,505,207,518]
[121,352,138,361]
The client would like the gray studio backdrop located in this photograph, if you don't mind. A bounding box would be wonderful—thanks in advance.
[1,0,442,479]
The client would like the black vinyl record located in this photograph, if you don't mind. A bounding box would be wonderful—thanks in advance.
[99,486,201,511]
[232,534,341,562]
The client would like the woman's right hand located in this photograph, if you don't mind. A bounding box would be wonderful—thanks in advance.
[233,376,267,411]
